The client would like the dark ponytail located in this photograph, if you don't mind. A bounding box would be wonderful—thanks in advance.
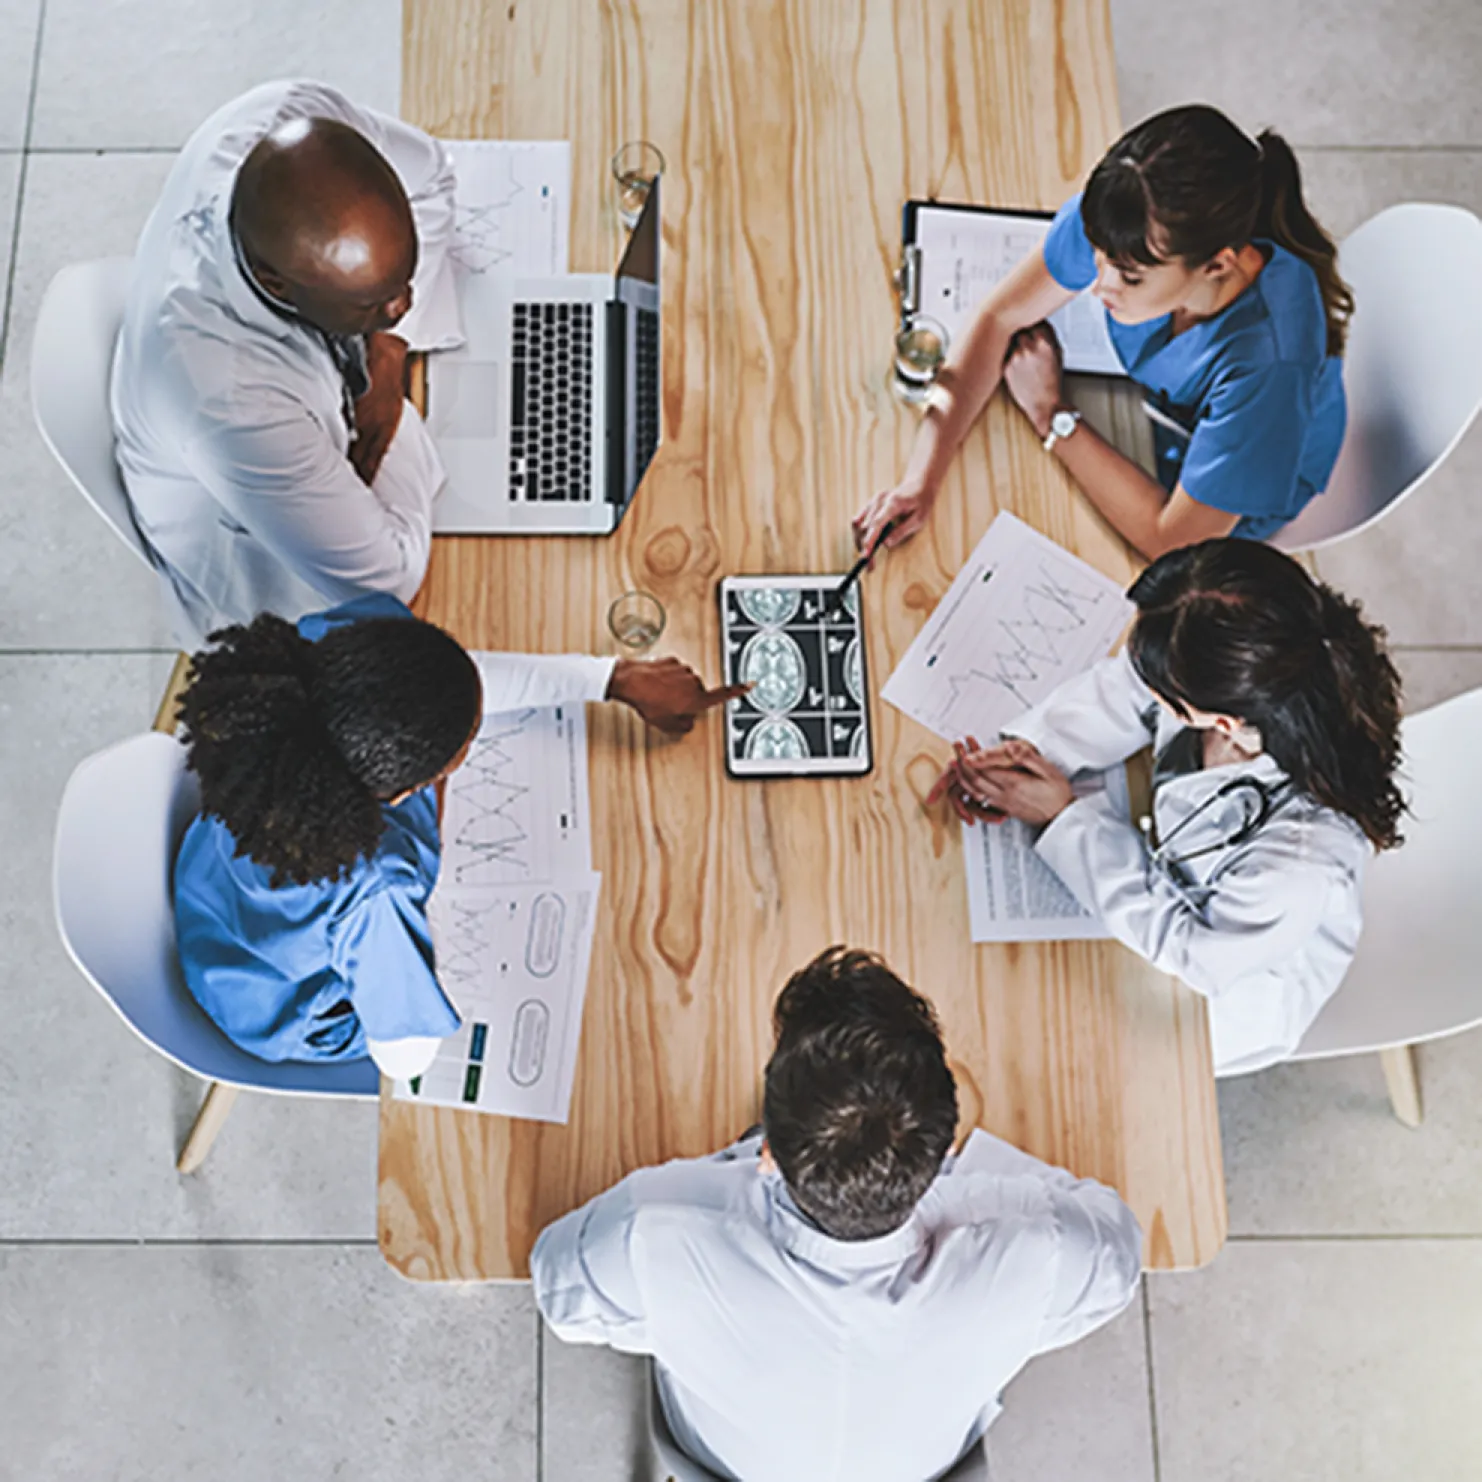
[178,612,481,885]
[1126,540,1404,851]
[1081,104,1352,356]
[1252,129,1353,356]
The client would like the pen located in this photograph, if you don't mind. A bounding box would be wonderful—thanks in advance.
[825,517,902,616]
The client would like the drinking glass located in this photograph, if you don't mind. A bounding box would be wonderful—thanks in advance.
[610,141,666,229]
[607,590,666,652]
[891,314,950,404]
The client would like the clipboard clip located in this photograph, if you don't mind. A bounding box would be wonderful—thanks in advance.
[894,244,921,318]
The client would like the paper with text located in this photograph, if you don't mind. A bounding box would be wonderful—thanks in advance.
[393,700,599,1122]
[913,205,1123,376]
[395,875,601,1121]
[881,512,1133,743]
[963,765,1130,942]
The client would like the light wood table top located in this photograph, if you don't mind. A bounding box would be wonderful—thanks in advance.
[380,0,1227,1279]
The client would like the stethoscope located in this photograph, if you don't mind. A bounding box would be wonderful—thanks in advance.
[1137,773,1297,912]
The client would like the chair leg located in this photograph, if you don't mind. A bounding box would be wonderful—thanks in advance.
[177,1082,240,1173]
[1379,1044,1422,1128]
[152,650,192,735]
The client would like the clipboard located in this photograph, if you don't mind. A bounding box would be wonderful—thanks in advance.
[899,200,1125,377]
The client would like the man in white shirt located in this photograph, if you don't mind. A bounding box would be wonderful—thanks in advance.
[532,947,1144,1482]
[112,80,464,644]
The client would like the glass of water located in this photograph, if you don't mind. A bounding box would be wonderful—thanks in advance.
[610,141,666,229]
[607,590,666,652]
[892,313,950,404]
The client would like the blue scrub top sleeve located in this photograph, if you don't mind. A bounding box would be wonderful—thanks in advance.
[336,881,461,1044]
[297,590,417,642]
[1178,362,1309,521]
[1043,194,1097,292]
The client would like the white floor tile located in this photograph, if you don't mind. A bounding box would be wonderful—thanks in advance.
[0,151,20,343]
[0,150,175,648]
[1148,1240,1482,1482]
[31,0,400,150]
[0,653,388,1240]
[541,1338,650,1482]
[0,0,41,149]
[1393,648,1482,715]
[1111,0,1482,147]
[1220,1032,1482,1238]
[988,1298,1156,1482]
[1297,147,1482,241]
[0,1246,538,1482]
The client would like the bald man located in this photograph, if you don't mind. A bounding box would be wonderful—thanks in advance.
[111,81,463,643]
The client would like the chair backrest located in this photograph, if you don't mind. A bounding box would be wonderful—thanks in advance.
[1295,686,1482,1058]
[1273,204,1482,553]
[30,256,156,568]
[52,731,379,1097]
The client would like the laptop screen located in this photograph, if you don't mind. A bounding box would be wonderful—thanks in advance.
[616,174,660,287]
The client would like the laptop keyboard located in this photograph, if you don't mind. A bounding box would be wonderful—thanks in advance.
[634,307,660,475]
[509,302,594,501]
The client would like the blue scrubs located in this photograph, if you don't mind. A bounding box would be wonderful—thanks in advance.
[173,592,461,1063]
[1043,193,1346,538]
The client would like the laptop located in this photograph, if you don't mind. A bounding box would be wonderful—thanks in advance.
[427,178,662,534]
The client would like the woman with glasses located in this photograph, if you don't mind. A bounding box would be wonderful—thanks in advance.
[928,540,1404,1076]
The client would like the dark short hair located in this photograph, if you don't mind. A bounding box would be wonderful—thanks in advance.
[762,948,959,1240]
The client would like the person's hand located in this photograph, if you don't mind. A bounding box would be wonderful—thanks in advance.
[852,480,937,562]
[608,656,750,735]
[1001,322,1066,441]
[350,332,409,484]
[925,736,1074,826]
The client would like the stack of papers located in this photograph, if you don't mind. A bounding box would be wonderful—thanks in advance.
[882,513,1134,944]
[392,701,600,1122]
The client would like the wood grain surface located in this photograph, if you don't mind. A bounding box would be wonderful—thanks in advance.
[381,0,1227,1279]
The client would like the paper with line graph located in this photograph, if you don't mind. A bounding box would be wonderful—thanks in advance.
[392,702,599,1121]
[881,512,1133,742]
[395,875,601,1121]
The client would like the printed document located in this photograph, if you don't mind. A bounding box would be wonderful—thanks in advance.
[881,511,1133,743]
[912,204,1123,375]
[963,765,1129,942]
[392,700,600,1122]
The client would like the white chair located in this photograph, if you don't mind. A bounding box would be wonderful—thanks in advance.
[1273,204,1482,553]
[53,730,379,1174]
[31,256,154,567]
[1286,685,1482,1125]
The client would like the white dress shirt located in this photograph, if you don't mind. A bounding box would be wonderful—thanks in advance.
[532,1129,1142,1482]
[111,80,464,645]
[1006,650,1371,1075]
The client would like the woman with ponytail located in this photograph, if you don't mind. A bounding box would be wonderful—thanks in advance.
[857,104,1350,561]
[174,592,744,1077]
[926,540,1403,1076]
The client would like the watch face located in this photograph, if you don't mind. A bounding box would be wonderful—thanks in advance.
[1052,409,1079,437]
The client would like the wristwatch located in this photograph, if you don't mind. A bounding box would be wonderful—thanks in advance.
[1042,406,1082,452]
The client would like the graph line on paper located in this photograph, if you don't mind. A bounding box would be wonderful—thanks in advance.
[448,711,541,885]
[434,895,507,997]
[947,560,1117,711]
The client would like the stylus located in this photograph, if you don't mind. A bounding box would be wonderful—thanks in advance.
[825,518,901,615]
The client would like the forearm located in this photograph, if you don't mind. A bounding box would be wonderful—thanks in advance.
[1051,421,1171,559]
[899,312,1015,496]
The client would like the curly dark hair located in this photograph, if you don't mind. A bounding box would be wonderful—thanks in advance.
[763,948,959,1241]
[177,612,481,885]
[1127,539,1405,850]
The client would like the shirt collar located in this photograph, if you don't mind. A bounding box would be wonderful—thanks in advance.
[763,1172,929,1271]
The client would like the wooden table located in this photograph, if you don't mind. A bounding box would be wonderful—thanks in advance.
[380,0,1227,1278]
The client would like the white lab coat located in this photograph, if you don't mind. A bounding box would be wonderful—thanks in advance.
[111,80,464,646]
[1006,651,1371,1076]
[532,1129,1142,1482]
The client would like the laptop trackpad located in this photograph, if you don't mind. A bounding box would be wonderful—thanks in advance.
[427,358,503,439]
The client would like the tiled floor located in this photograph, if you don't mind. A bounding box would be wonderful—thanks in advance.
[2,3,1481,1479]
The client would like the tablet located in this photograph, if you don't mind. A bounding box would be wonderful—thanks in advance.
[900,200,1124,377]
[719,575,873,778]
